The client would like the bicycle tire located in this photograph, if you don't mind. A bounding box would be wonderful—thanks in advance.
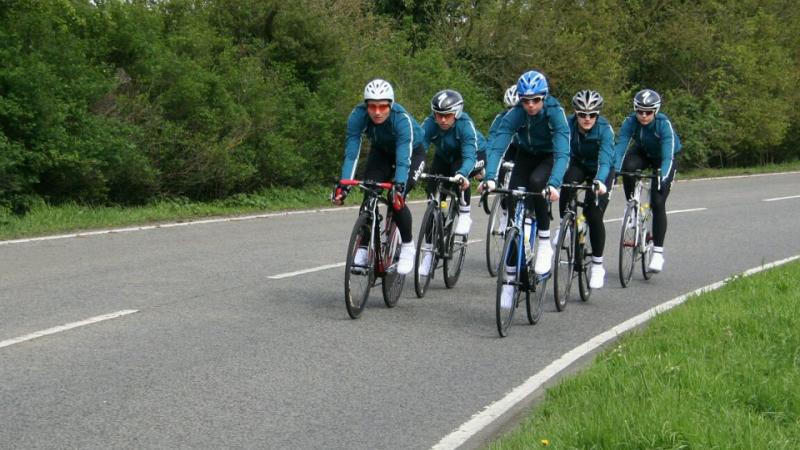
[496,227,522,337]
[526,234,546,325]
[485,195,505,277]
[641,207,654,280]
[552,213,575,311]
[414,204,438,298]
[443,203,466,288]
[381,221,405,308]
[344,213,374,319]
[618,204,637,288]
[577,226,592,302]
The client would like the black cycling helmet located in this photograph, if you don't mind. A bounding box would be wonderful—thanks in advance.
[633,89,661,111]
[572,90,604,113]
[431,89,464,119]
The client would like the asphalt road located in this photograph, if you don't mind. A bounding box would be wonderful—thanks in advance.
[1,172,799,449]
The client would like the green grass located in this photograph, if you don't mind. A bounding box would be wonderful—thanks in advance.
[488,261,800,449]
[1,161,797,240]
[678,160,800,179]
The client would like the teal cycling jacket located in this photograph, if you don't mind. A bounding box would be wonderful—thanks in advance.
[568,114,615,183]
[420,111,482,177]
[485,96,570,188]
[613,112,681,176]
[341,102,424,185]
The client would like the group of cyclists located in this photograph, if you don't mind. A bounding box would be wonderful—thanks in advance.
[331,69,681,303]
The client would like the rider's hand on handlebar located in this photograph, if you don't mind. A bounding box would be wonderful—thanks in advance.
[593,180,607,196]
[478,179,496,193]
[544,185,560,202]
[453,173,469,191]
[391,183,406,211]
[331,183,349,205]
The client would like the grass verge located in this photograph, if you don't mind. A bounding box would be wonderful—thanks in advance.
[488,261,800,449]
[1,161,797,240]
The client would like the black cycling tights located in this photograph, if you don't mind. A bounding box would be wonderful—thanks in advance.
[363,145,427,243]
[507,152,554,232]
[621,150,677,247]
[559,163,614,258]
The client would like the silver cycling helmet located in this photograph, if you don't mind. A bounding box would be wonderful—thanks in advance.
[572,90,604,113]
[503,85,518,108]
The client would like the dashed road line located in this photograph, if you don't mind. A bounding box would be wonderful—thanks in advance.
[0,310,139,350]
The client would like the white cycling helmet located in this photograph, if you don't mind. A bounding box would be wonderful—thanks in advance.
[364,78,395,103]
[503,85,518,108]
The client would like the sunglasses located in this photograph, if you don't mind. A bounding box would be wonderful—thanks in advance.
[367,103,391,113]
[577,112,598,119]
[636,109,655,116]
[520,96,545,105]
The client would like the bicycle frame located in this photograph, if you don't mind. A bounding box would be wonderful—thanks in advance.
[421,173,463,256]
[341,179,396,275]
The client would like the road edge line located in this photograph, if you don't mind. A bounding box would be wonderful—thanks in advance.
[430,254,800,450]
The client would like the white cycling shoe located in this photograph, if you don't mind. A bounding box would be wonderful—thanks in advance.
[648,252,664,273]
[418,243,433,276]
[454,214,472,236]
[589,264,605,289]
[353,247,368,267]
[397,242,415,275]
[496,210,508,233]
[534,240,553,275]
[500,273,516,309]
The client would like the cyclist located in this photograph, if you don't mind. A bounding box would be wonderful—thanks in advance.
[486,85,521,231]
[559,90,615,289]
[417,89,482,275]
[614,88,681,273]
[332,78,427,275]
[480,70,570,284]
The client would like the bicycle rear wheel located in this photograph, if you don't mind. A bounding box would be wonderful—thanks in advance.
[641,207,654,280]
[496,227,522,337]
[526,235,546,325]
[344,213,374,319]
[577,227,592,302]
[552,213,574,311]
[485,195,505,277]
[381,221,405,308]
[443,206,466,288]
[414,205,439,298]
[618,204,637,288]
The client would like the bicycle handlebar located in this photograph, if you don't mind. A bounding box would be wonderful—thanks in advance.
[617,169,660,179]
[560,183,595,190]
[420,173,460,183]
[492,187,546,198]
[340,179,394,190]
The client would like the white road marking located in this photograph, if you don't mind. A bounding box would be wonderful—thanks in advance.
[604,207,706,223]
[0,310,139,350]
[764,195,800,202]
[268,238,485,280]
[431,254,800,450]
[268,263,346,279]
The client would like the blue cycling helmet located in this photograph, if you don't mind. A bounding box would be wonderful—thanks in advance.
[517,71,548,97]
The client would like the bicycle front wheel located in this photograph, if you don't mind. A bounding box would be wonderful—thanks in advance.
[526,235,546,325]
[381,221,405,308]
[618,204,637,288]
[414,205,438,298]
[496,227,522,337]
[552,214,575,311]
[443,209,467,288]
[344,213,374,319]
[577,227,592,302]
[485,195,505,277]
[641,207,654,280]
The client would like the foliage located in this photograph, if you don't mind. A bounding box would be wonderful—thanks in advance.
[1,0,798,212]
